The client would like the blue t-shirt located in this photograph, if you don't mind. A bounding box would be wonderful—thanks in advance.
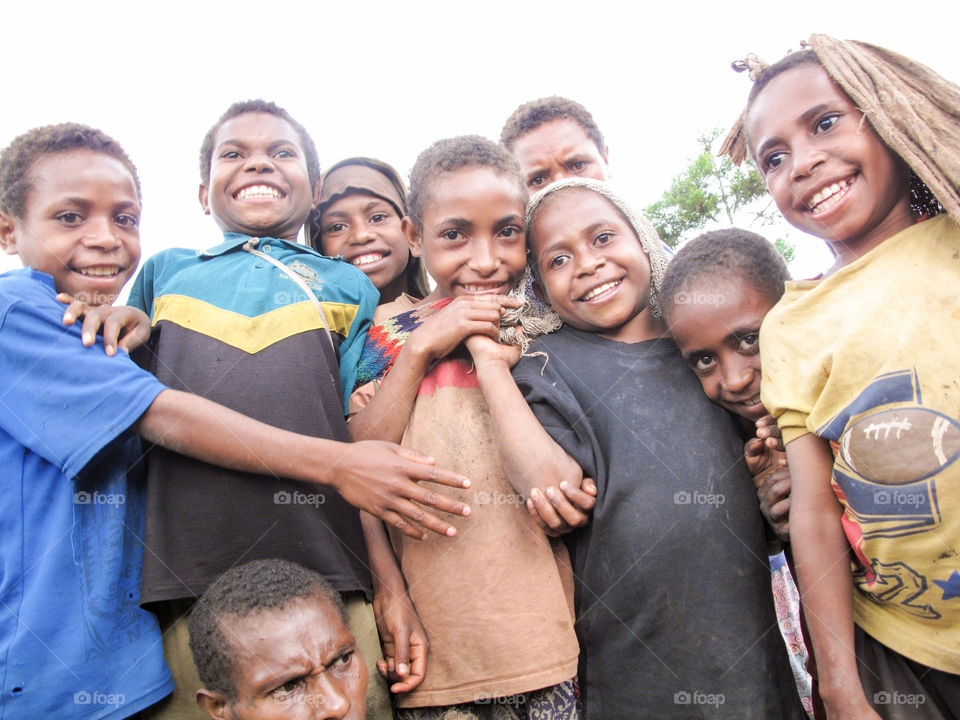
[0,269,172,719]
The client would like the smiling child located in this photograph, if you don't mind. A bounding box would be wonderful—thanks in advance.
[126,100,468,720]
[494,178,805,718]
[349,136,580,718]
[727,36,960,719]
[311,157,428,307]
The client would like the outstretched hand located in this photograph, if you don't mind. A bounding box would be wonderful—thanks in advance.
[57,292,151,356]
[328,441,471,540]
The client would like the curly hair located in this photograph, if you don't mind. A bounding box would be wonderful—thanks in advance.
[198,99,321,186]
[500,96,606,156]
[660,228,790,322]
[0,123,140,218]
[406,135,526,230]
[187,559,347,700]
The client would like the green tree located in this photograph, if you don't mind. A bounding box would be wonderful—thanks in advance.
[646,128,793,261]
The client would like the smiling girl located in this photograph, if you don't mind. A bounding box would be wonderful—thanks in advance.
[725,35,960,719]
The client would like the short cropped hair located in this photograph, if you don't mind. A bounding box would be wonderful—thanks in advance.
[198,99,321,187]
[0,123,140,218]
[500,96,606,156]
[660,228,790,320]
[407,135,526,230]
[188,559,347,700]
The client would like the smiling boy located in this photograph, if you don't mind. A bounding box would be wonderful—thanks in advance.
[127,100,462,720]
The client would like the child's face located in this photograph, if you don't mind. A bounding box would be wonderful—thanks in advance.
[747,64,914,260]
[319,192,408,296]
[667,276,774,422]
[200,112,319,242]
[530,189,658,343]
[0,149,141,305]
[405,167,526,299]
[201,596,366,720]
[512,119,609,194]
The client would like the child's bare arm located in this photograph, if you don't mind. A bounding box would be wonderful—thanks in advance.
[57,293,151,356]
[135,389,471,540]
[361,513,427,694]
[349,295,511,443]
[787,433,882,720]
[466,333,592,534]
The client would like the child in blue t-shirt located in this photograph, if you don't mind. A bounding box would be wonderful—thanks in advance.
[0,123,469,720]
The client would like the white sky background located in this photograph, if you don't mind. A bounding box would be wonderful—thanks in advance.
[3,0,959,284]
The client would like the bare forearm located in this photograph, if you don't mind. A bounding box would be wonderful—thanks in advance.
[135,389,345,489]
[787,434,867,709]
[474,359,581,497]
[361,512,406,595]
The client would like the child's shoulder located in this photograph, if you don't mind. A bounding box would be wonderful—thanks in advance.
[0,267,57,310]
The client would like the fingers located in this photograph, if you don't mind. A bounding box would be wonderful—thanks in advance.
[581,477,598,496]
[525,496,557,536]
[559,480,596,512]
[528,486,588,535]
[390,636,427,693]
[406,460,472,492]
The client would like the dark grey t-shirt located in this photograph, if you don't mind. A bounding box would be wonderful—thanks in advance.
[513,327,805,719]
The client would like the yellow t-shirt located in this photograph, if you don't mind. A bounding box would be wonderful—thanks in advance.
[760,215,960,674]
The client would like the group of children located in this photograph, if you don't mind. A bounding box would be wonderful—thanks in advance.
[1,32,957,720]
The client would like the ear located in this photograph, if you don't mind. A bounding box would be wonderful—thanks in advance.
[311,177,323,209]
[196,688,231,720]
[601,145,610,166]
[0,211,20,256]
[198,184,211,215]
[402,216,423,258]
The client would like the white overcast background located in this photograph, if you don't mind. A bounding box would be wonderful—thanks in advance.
[3,0,959,284]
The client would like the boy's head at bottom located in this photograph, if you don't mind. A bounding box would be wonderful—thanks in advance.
[189,559,367,720]
[0,123,142,305]
[198,100,322,243]
[526,178,670,344]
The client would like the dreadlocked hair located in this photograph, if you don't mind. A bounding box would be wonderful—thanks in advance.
[720,35,960,225]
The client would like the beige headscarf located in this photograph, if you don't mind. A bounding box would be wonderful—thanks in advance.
[524,177,670,320]
[720,34,960,227]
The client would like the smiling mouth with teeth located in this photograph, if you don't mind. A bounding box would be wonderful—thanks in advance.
[351,252,385,267]
[581,280,620,302]
[77,267,122,277]
[234,184,284,201]
[808,178,851,215]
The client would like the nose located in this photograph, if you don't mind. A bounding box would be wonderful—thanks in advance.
[83,216,121,250]
[350,222,376,246]
[721,357,754,394]
[789,139,826,182]
[243,150,276,173]
[467,238,499,275]
[574,247,604,277]
[309,674,352,720]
